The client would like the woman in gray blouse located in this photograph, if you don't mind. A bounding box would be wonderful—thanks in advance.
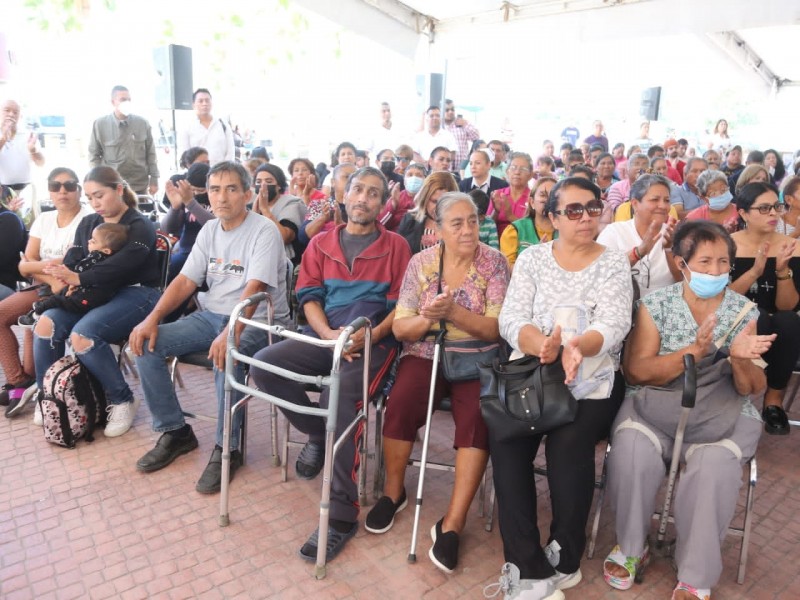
[487,177,632,600]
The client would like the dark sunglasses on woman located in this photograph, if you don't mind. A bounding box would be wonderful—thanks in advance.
[552,199,604,220]
[48,181,79,193]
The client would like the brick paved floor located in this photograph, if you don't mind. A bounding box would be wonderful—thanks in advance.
[2,331,800,599]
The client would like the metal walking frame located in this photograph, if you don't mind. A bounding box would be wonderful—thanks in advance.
[218,292,373,579]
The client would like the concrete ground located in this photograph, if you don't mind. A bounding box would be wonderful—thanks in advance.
[2,332,800,599]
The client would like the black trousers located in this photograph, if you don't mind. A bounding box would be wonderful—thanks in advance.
[490,371,624,579]
[757,309,800,391]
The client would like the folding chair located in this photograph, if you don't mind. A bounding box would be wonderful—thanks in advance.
[218,292,373,579]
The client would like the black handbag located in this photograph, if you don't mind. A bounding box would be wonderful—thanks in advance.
[478,352,578,442]
[434,242,500,382]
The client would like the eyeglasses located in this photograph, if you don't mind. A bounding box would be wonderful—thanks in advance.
[396,156,412,163]
[507,165,531,173]
[552,199,604,220]
[48,181,79,193]
[749,202,786,215]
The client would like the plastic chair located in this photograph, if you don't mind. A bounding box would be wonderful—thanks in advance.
[218,292,373,579]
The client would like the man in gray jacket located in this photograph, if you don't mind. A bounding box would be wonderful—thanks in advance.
[89,85,159,196]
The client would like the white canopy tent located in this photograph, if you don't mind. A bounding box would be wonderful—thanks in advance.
[296,0,800,152]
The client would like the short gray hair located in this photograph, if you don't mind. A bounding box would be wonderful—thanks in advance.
[435,192,477,226]
[684,157,707,176]
[696,169,728,196]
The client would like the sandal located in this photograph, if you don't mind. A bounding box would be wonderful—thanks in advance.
[672,582,711,600]
[603,544,649,591]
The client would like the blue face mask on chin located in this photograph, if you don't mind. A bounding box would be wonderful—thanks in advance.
[685,267,729,299]
[708,190,733,211]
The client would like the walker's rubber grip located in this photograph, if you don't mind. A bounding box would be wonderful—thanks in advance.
[682,354,696,409]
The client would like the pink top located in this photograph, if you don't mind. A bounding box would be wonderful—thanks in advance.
[606,179,632,211]
[685,204,739,232]
[487,186,529,237]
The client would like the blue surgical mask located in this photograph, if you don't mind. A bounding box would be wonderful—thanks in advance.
[404,175,423,194]
[708,190,733,211]
[685,267,729,299]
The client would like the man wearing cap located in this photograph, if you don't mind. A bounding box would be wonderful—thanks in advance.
[0,99,45,218]
[160,161,215,282]
[647,145,683,185]
[663,138,685,185]
[722,145,745,192]
[89,86,159,196]
[178,88,235,166]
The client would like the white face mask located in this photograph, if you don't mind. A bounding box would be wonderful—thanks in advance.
[117,101,133,117]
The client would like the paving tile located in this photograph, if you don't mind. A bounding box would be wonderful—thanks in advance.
[2,331,799,599]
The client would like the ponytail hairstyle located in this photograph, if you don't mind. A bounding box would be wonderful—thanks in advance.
[84,166,137,210]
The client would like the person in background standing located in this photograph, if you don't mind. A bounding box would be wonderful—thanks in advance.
[177,89,234,165]
[89,85,159,196]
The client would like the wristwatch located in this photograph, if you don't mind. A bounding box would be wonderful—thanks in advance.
[776,269,793,280]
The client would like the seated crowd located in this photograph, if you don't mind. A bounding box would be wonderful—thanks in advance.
[3,96,800,600]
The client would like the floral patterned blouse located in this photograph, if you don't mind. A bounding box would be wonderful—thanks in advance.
[395,243,510,360]
[639,282,761,419]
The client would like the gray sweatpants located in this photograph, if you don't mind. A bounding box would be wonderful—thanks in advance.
[607,394,761,589]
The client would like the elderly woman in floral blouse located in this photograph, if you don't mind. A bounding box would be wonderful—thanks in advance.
[367,191,509,575]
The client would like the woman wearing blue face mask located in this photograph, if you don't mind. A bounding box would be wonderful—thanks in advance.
[730,181,800,435]
[604,220,775,600]
[379,162,428,232]
[685,170,739,232]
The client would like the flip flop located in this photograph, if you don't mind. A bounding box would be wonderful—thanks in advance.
[672,581,711,600]
[603,544,649,591]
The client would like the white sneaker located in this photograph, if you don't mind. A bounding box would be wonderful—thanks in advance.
[33,400,42,426]
[483,563,565,600]
[104,397,140,437]
[544,540,582,590]
[549,569,582,590]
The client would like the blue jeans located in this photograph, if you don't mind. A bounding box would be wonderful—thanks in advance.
[0,284,14,301]
[133,311,270,450]
[33,285,160,405]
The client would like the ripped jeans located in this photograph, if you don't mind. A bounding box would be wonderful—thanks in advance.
[33,285,160,405]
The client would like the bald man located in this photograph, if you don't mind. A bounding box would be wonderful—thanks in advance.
[0,100,44,190]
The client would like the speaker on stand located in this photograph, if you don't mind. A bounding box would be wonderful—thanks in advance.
[153,44,193,170]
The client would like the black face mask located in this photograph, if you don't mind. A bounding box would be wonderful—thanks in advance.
[194,192,209,205]
[254,184,279,202]
[380,161,396,176]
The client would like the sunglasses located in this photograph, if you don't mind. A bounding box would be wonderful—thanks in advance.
[749,202,786,215]
[48,181,79,193]
[552,199,604,220]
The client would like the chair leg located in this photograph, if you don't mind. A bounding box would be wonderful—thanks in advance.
[485,484,496,532]
[587,442,612,559]
[373,395,386,501]
[737,456,757,584]
[281,415,290,483]
[270,403,281,467]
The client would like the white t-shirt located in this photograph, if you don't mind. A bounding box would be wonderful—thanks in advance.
[28,205,93,260]
[596,219,676,298]
[0,136,33,185]
[413,128,457,161]
[182,211,290,324]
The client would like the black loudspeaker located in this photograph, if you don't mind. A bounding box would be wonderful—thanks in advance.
[640,86,661,121]
[153,45,193,110]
